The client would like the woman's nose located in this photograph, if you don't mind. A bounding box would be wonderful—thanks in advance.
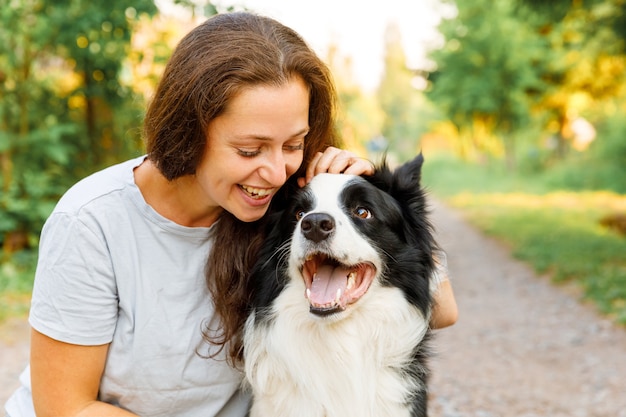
[259,151,288,186]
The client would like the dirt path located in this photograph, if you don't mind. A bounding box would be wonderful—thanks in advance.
[0,315,30,407]
[2,200,626,415]
[427,200,626,417]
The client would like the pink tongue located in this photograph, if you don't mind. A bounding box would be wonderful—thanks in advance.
[310,264,350,305]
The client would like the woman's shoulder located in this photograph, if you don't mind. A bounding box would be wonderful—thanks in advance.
[53,155,146,216]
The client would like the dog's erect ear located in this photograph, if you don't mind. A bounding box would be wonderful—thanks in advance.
[393,153,424,189]
[365,152,424,195]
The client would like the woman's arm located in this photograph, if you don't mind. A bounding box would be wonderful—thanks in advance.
[30,328,138,417]
[430,279,458,329]
[428,249,458,329]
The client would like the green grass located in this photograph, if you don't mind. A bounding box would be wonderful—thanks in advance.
[423,154,626,324]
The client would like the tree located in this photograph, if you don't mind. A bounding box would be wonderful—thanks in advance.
[326,44,384,158]
[0,0,157,254]
[427,0,626,168]
[377,23,431,162]
[45,0,158,168]
[516,0,626,159]
[427,0,544,167]
[519,0,626,46]
[1,0,76,254]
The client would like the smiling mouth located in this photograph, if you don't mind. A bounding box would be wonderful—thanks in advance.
[301,254,376,316]
[239,185,274,200]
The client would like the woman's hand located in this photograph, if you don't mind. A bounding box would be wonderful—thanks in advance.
[298,147,375,187]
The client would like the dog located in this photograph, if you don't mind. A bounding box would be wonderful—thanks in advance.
[243,154,437,417]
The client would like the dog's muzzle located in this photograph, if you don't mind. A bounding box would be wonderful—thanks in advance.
[298,213,376,316]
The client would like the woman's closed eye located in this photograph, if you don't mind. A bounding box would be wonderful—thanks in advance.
[284,142,304,152]
[237,148,262,157]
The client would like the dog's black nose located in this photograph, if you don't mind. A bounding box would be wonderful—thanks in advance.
[301,213,335,242]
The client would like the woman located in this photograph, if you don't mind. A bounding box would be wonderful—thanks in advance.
[5,11,456,417]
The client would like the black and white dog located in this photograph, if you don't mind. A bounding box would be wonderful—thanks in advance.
[244,154,437,417]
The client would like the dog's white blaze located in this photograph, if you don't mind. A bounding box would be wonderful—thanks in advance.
[289,174,381,271]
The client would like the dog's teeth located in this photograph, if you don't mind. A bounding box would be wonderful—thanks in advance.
[347,272,356,290]
[335,288,342,304]
[306,288,311,300]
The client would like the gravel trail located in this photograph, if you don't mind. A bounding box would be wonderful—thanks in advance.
[427,200,626,417]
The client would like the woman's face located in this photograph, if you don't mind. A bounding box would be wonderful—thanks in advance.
[195,76,310,222]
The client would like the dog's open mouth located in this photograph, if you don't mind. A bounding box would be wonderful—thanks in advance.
[301,254,376,316]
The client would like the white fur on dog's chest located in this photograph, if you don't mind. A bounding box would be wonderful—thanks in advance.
[244,279,429,417]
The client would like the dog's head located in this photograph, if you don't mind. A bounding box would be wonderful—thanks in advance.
[248,154,435,322]
[284,153,435,318]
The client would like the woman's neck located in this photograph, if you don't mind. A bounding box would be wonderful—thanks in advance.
[133,159,222,227]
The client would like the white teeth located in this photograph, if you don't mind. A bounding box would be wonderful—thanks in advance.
[306,288,311,300]
[347,272,356,290]
[241,185,272,197]
[335,288,342,304]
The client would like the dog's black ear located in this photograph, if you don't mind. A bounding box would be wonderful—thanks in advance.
[365,152,425,196]
[392,152,424,189]
[387,152,429,223]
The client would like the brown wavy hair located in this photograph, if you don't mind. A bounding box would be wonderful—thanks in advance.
[143,12,342,366]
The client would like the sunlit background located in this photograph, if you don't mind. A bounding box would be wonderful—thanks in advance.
[0,1,625,325]
[208,0,451,91]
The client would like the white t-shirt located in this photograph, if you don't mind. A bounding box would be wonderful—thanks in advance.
[5,156,250,417]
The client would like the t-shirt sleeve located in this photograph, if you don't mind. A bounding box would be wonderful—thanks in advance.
[29,212,118,345]
[430,249,450,295]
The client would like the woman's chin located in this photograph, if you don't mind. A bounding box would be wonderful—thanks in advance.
[231,206,270,223]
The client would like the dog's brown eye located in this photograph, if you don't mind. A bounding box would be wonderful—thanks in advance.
[295,210,306,220]
[354,207,371,219]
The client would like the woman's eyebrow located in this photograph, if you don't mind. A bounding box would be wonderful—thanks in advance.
[240,127,310,141]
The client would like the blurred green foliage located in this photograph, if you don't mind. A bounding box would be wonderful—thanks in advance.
[377,24,435,160]
[538,114,626,193]
[426,0,626,174]
[0,0,203,319]
[1,0,158,255]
